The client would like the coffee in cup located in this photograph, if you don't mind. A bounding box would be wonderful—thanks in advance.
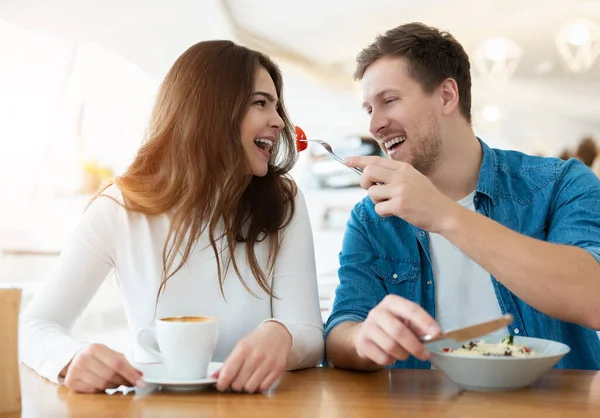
[137,316,219,380]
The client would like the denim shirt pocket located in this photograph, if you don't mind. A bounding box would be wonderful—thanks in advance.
[370,257,420,300]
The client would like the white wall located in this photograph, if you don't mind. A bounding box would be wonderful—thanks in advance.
[0,0,236,80]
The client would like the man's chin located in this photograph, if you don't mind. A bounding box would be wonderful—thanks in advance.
[387,153,407,164]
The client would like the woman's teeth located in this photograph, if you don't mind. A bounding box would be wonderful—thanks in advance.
[254,138,273,151]
[384,136,406,149]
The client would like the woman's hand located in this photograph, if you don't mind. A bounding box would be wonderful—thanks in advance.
[215,321,292,393]
[62,343,144,393]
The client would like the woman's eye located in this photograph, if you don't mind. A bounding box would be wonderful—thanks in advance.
[254,100,266,107]
[385,98,398,105]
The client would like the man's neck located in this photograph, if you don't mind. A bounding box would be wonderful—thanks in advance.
[428,125,482,202]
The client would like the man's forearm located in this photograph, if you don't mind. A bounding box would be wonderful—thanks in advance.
[325,322,382,371]
[440,206,600,329]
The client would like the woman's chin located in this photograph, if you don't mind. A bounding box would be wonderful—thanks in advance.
[251,164,269,177]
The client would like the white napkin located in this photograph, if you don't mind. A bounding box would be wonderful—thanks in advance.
[105,382,159,396]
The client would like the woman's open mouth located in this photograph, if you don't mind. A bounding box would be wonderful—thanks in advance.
[254,138,273,158]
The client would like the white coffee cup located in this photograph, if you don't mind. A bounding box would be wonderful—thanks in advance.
[136,316,219,380]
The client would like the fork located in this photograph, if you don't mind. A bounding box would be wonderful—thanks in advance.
[300,139,364,176]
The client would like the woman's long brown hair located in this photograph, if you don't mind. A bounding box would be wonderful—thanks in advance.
[92,40,297,302]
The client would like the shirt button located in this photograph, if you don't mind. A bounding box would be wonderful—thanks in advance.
[392,273,398,279]
[426,280,432,285]
[514,328,520,334]
[419,231,425,237]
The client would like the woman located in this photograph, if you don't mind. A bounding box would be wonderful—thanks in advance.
[19,40,324,393]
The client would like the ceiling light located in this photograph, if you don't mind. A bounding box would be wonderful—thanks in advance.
[482,105,501,123]
[473,37,522,84]
[555,19,600,73]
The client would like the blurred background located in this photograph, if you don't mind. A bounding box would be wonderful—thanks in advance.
[1,0,600,355]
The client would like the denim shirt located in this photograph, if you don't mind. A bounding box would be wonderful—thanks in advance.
[325,139,600,370]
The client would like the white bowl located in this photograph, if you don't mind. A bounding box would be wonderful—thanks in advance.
[427,336,570,391]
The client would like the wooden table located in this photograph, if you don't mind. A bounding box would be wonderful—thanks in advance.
[10,365,600,417]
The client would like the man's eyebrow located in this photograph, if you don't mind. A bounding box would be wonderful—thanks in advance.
[361,89,398,109]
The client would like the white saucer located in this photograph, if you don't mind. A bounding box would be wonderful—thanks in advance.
[136,362,223,392]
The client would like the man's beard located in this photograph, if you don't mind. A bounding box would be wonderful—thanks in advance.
[408,115,442,176]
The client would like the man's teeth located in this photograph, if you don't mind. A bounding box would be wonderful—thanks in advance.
[384,136,406,149]
[254,138,273,150]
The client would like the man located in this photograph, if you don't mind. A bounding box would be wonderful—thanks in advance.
[324,22,600,371]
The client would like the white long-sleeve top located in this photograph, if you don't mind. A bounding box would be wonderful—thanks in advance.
[19,185,324,383]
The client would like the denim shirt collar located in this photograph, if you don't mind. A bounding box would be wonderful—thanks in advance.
[475,138,498,204]
[410,139,496,239]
